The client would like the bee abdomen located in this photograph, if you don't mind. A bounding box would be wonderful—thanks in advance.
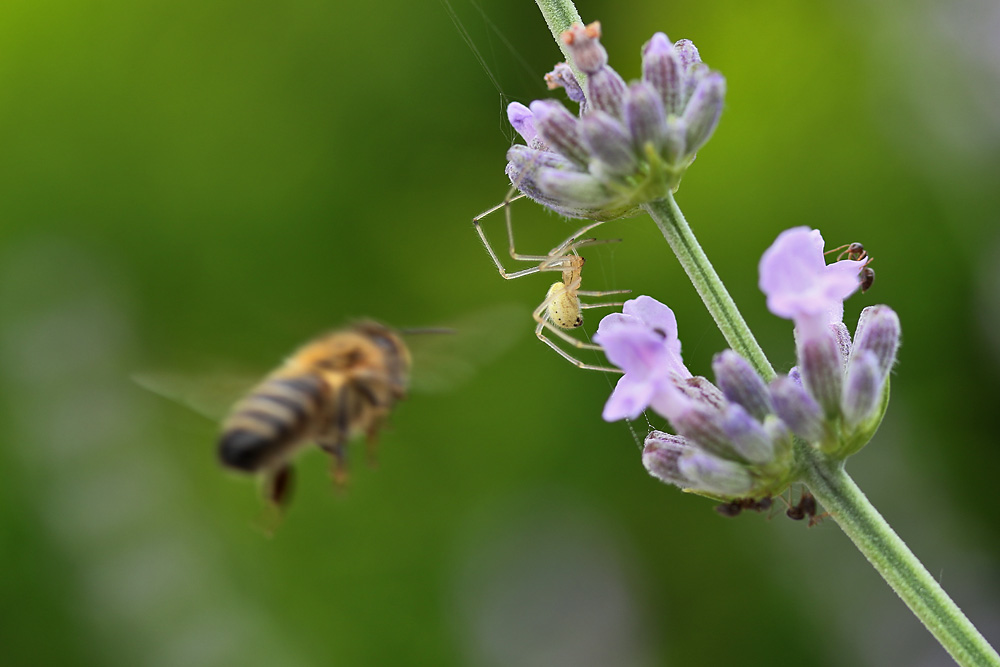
[218,375,326,472]
[219,429,274,471]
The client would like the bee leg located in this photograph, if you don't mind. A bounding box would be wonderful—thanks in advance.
[313,384,353,488]
[266,464,295,508]
[256,465,294,536]
[330,444,349,488]
[364,417,387,469]
[316,438,349,488]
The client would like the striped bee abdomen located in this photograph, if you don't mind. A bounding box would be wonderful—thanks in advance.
[218,374,328,472]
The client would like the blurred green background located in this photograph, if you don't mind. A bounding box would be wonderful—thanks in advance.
[1,1,999,665]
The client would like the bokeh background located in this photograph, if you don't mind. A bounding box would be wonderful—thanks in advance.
[1,0,999,665]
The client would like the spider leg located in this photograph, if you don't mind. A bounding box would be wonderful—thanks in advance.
[577,289,631,299]
[473,194,586,278]
[530,287,624,373]
[533,317,623,373]
[545,219,615,257]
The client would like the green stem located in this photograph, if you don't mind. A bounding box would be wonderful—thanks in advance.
[801,450,1000,667]
[534,0,585,87]
[534,0,582,67]
[644,194,775,381]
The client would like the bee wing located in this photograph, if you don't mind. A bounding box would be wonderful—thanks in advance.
[405,304,526,394]
[132,369,257,421]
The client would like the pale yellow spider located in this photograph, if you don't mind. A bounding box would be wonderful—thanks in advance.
[473,192,628,373]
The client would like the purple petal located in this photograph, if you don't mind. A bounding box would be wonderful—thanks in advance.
[596,296,694,422]
[647,383,692,422]
[759,227,864,325]
[603,373,656,421]
[507,102,537,144]
[595,315,669,377]
[623,295,679,338]
[529,99,589,166]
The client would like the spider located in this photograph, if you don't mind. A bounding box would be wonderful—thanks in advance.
[473,190,628,373]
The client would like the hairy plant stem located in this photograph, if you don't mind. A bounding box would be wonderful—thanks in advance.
[534,0,584,86]
[800,448,1000,666]
[644,195,775,381]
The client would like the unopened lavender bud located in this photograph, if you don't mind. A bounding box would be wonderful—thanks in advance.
[763,415,792,458]
[798,329,843,419]
[580,111,637,176]
[643,430,696,487]
[683,62,709,105]
[561,22,607,74]
[851,305,900,381]
[672,375,728,412]
[673,39,702,71]
[678,451,754,497]
[831,321,852,371]
[842,350,881,428]
[624,82,666,155]
[770,375,826,443]
[517,167,639,222]
[671,402,735,459]
[507,102,537,144]
[544,62,586,106]
[586,66,629,119]
[530,100,589,167]
[712,350,773,421]
[641,33,683,116]
[505,146,591,213]
[662,117,686,166]
[535,169,613,209]
[721,404,774,465]
[681,72,725,156]
[506,144,577,173]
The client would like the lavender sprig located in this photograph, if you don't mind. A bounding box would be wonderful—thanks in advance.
[496,4,1000,664]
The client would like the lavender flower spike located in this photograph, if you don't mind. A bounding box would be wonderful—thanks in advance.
[504,22,727,222]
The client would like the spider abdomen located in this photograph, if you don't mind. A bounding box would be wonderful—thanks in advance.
[545,281,584,329]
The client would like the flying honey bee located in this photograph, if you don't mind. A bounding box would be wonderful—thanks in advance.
[473,191,628,372]
[826,241,875,293]
[135,307,520,518]
[218,320,410,509]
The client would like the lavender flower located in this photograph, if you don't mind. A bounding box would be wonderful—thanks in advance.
[505,22,726,221]
[758,227,867,336]
[594,295,691,421]
[600,227,900,498]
